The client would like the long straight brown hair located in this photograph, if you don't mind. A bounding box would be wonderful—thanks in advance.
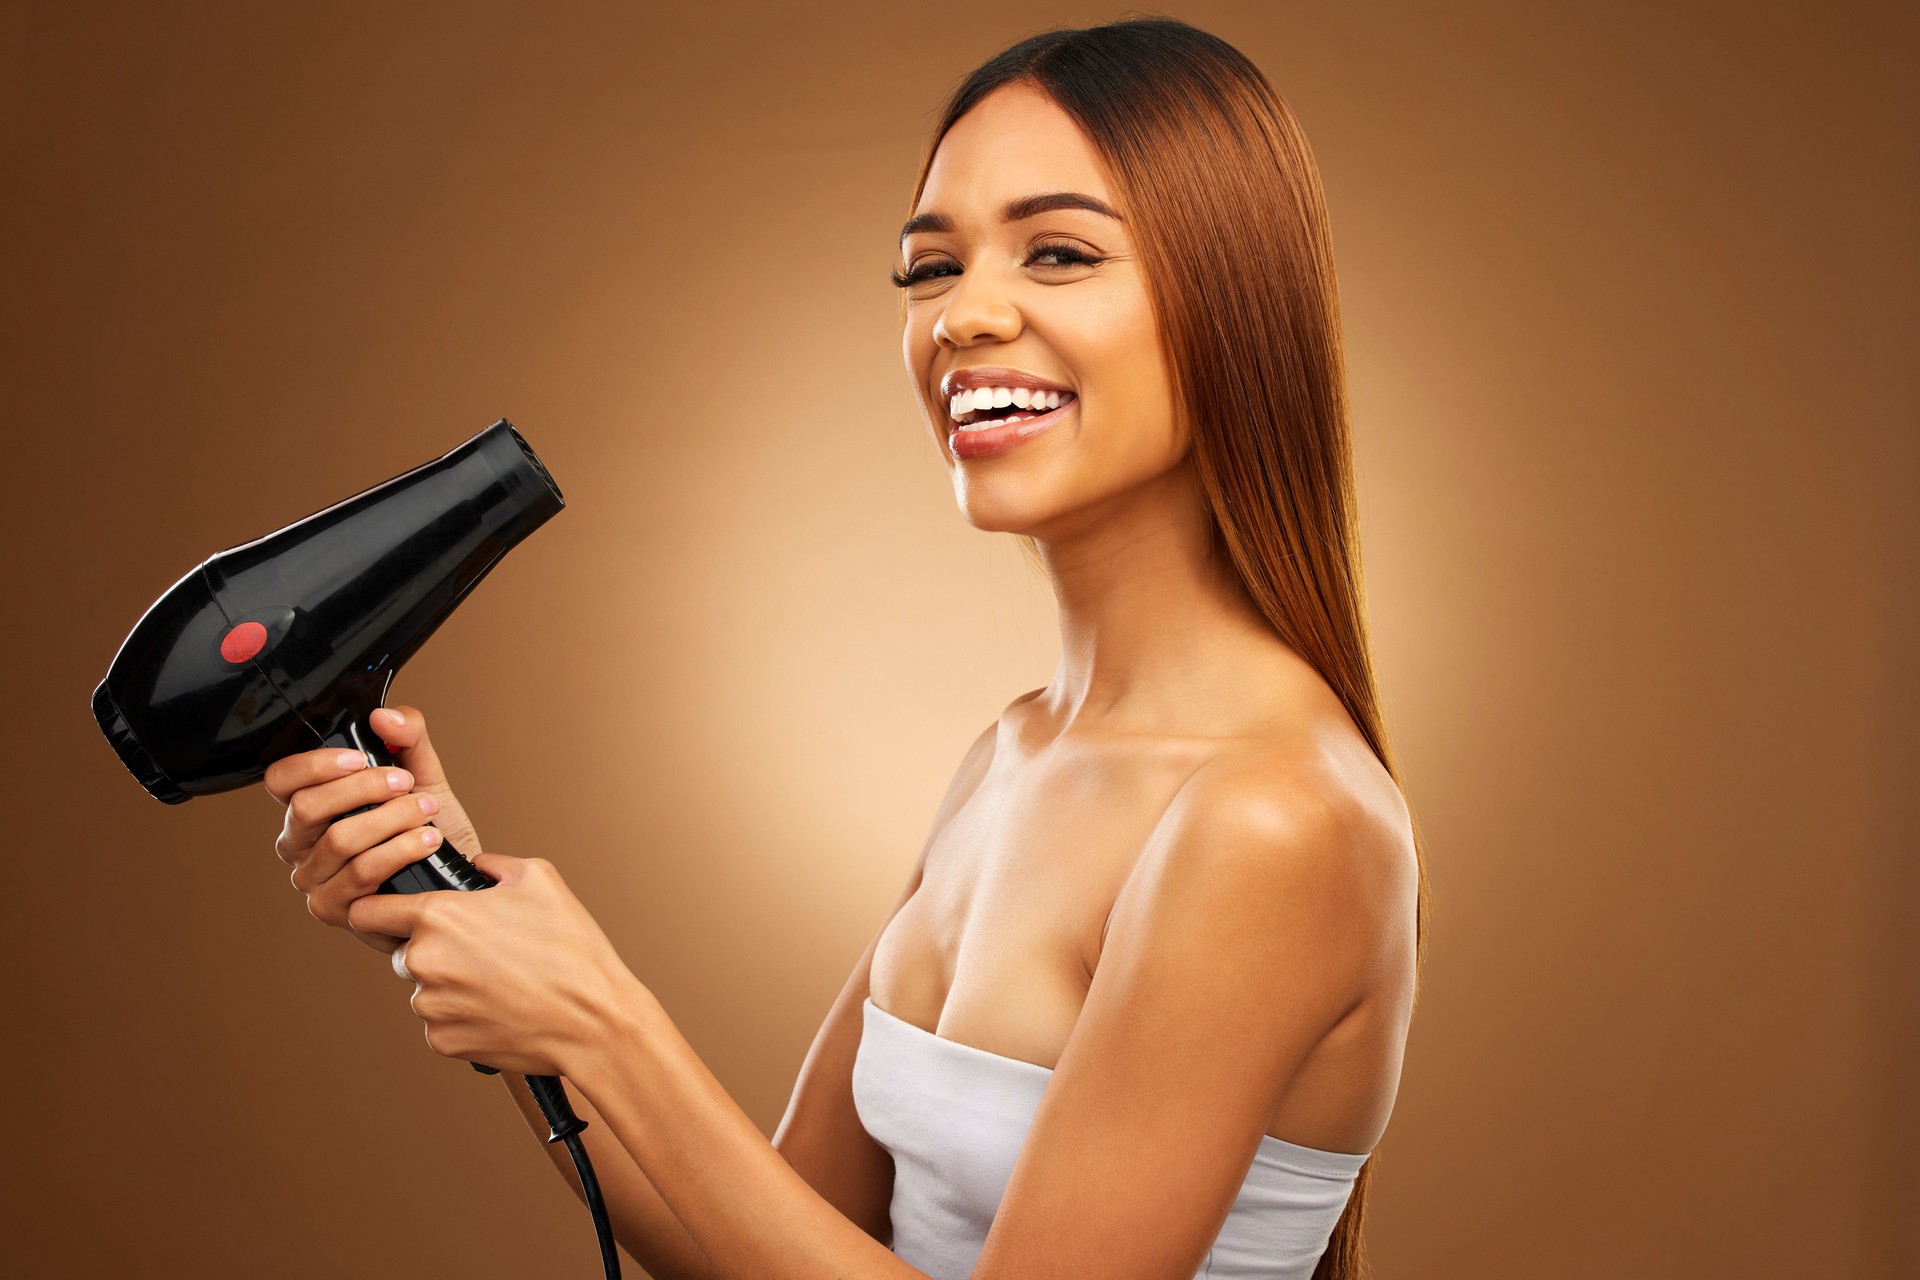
[900,14,1430,1278]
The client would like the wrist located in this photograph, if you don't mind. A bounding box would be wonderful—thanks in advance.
[564,966,661,1083]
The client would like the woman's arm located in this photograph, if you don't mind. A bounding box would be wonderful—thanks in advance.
[264,708,717,1278]
[489,800,942,1280]
[516,708,973,1274]
[499,1071,716,1280]
[570,986,927,1279]
[346,713,1397,1279]
[549,753,1410,1280]
[492,809,941,1278]
[497,994,916,1280]
[370,713,994,1276]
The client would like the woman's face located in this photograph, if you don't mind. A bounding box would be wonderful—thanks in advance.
[897,81,1187,538]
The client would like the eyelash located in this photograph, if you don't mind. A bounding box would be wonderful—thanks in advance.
[889,241,1103,289]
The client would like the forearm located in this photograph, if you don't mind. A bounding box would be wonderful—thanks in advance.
[568,987,928,1280]
[500,1071,717,1280]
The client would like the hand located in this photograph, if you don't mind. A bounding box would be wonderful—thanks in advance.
[348,853,649,1078]
[263,705,481,955]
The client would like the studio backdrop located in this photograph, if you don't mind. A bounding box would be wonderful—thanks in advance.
[4,3,1914,1277]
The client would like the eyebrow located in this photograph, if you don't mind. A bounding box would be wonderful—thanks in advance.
[899,190,1124,247]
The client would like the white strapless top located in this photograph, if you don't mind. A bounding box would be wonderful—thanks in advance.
[851,996,1368,1280]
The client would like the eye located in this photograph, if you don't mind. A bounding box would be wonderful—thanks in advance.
[889,239,1105,289]
[1027,239,1101,270]
[889,258,957,288]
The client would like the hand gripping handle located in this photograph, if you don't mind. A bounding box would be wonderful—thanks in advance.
[317,714,612,1276]
[320,717,495,896]
[321,715,535,1082]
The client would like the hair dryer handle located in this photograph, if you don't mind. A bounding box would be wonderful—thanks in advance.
[320,712,601,1266]
[379,845,494,894]
[320,719,496,895]
[322,714,499,1071]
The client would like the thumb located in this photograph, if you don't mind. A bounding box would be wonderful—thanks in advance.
[371,705,452,791]
[470,851,523,883]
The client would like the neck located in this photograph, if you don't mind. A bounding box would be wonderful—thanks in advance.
[1026,458,1314,738]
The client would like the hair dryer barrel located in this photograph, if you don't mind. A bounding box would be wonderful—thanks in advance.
[93,419,564,804]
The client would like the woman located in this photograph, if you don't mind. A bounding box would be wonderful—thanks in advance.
[264,17,1427,1280]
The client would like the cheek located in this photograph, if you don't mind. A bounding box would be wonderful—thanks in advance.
[903,315,936,382]
[1073,301,1183,460]
[902,320,943,424]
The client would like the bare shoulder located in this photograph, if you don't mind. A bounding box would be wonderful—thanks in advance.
[1177,733,1412,883]
[1112,729,1418,1018]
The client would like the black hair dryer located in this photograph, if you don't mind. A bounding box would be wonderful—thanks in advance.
[90,419,621,1278]
[92,417,561,890]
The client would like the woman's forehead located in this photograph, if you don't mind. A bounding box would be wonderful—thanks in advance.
[919,84,1112,210]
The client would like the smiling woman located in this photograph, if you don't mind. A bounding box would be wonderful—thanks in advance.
[262,14,1426,1280]
[853,16,1429,1280]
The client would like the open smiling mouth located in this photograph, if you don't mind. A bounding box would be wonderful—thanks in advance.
[947,389,1078,460]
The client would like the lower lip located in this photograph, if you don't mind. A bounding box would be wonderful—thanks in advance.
[947,397,1075,461]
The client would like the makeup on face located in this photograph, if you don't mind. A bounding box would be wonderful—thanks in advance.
[949,397,1075,460]
[940,369,1079,461]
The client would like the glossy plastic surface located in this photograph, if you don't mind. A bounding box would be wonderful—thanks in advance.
[92,417,564,897]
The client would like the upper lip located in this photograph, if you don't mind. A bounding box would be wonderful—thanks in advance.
[939,366,1075,402]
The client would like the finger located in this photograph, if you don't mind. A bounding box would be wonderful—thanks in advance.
[468,851,526,883]
[305,826,445,923]
[370,706,452,792]
[391,941,415,983]
[264,748,370,805]
[346,886,435,940]
[280,765,415,856]
[304,790,440,887]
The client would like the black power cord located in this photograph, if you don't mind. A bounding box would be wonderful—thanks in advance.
[481,1067,622,1278]
[561,1130,621,1278]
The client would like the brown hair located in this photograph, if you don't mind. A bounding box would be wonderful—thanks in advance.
[900,13,1430,1277]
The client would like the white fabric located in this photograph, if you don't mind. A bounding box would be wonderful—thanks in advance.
[852,996,1367,1280]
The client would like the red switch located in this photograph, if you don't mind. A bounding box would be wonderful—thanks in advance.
[219,621,269,664]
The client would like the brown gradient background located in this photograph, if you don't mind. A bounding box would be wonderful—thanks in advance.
[4,2,1914,1276]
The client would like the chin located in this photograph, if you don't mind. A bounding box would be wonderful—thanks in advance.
[949,468,1083,538]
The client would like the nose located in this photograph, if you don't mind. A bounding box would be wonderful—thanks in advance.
[933,268,1023,349]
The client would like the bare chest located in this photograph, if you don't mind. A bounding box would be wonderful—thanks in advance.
[867,738,1207,1069]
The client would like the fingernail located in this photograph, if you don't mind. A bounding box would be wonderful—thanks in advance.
[387,770,410,791]
[386,710,406,726]
[381,741,399,754]
[416,793,439,816]
[420,827,441,847]
[337,751,367,771]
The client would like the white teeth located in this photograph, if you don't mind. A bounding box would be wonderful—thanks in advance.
[947,384,1073,424]
[959,413,1024,432]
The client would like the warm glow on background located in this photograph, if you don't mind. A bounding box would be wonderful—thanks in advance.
[6,3,1914,1276]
